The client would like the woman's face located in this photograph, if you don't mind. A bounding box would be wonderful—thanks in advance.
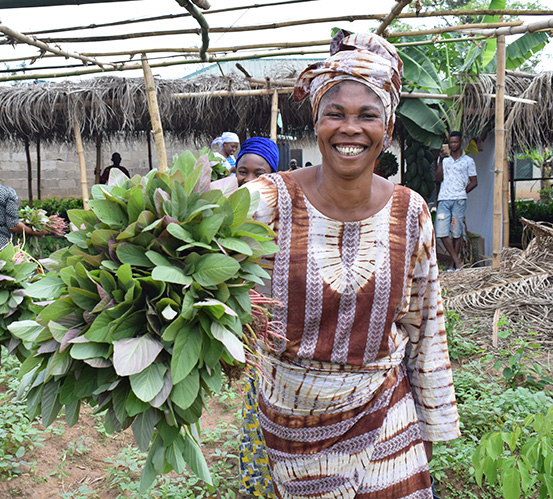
[236,154,272,186]
[222,142,239,157]
[315,81,385,180]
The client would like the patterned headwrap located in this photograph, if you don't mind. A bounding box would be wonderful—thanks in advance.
[211,131,240,151]
[294,30,403,149]
[236,137,279,172]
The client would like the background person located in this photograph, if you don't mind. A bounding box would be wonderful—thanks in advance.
[240,30,459,499]
[100,152,130,184]
[235,137,278,187]
[211,132,240,171]
[435,131,477,270]
[0,184,48,249]
[288,158,299,170]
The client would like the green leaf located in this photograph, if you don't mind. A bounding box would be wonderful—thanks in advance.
[183,431,212,485]
[132,408,162,452]
[217,237,253,256]
[41,380,62,427]
[65,400,81,427]
[88,199,128,228]
[152,266,192,285]
[116,243,152,267]
[198,213,224,244]
[139,434,162,493]
[145,250,173,267]
[113,334,164,376]
[128,188,146,224]
[193,254,240,287]
[502,467,521,499]
[70,342,110,360]
[165,435,187,474]
[25,274,65,299]
[228,187,251,228]
[45,349,72,378]
[398,100,446,136]
[172,328,202,384]
[171,369,200,411]
[8,320,46,342]
[130,363,167,402]
[125,391,151,417]
[166,223,194,243]
[68,287,100,311]
[210,322,245,363]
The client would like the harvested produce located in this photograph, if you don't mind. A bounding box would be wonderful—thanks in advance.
[403,138,435,199]
[8,150,278,492]
[0,243,41,359]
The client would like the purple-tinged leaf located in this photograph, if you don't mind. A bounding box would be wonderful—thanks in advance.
[38,339,60,354]
[60,329,82,352]
[154,188,171,217]
[150,372,173,408]
[210,175,239,197]
[84,358,112,368]
[113,334,164,376]
[192,155,213,195]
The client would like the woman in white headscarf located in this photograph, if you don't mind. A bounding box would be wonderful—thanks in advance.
[211,131,240,171]
[239,30,459,499]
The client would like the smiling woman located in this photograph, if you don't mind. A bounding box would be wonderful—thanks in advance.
[239,29,460,499]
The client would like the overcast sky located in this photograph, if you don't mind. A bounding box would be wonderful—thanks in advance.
[0,0,552,82]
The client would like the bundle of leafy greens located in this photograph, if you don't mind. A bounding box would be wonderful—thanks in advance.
[8,150,278,491]
[0,243,41,359]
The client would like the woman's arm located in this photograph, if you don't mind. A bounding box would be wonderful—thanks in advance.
[11,222,48,237]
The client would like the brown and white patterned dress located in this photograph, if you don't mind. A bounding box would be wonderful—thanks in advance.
[244,172,460,499]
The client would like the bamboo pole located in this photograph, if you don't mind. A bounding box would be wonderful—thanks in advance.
[27,0,321,36]
[270,90,279,143]
[456,17,553,37]
[95,133,102,185]
[503,156,510,248]
[73,116,89,210]
[142,54,167,173]
[36,137,41,200]
[492,30,506,268]
[377,0,413,36]
[0,23,117,69]
[174,0,210,61]
[30,18,524,45]
[388,20,523,38]
[24,137,33,207]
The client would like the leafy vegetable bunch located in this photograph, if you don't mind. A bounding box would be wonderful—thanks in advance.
[8,151,278,491]
[0,243,41,359]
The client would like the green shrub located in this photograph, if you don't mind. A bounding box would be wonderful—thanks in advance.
[510,198,553,245]
[20,197,83,223]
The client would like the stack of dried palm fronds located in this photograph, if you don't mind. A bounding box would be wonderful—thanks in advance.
[440,218,553,339]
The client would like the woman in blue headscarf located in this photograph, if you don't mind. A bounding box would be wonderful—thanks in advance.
[235,137,279,186]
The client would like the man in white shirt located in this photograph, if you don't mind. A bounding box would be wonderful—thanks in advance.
[435,131,477,270]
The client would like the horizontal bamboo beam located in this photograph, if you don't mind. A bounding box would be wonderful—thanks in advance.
[10,18,524,45]
[388,20,523,38]
[26,0,320,36]
[24,8,553,37]
[0,22,117,69]
[0,48,329,82]
[452,17,553,37]
[172,88,458,99]
[484,93,536,105]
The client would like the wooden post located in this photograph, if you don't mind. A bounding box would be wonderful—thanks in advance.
[36,137,41,200]
[509,160,517,240]
[73,116,90,210]
[147,130,153,171]
[95,133,102,185]
[142,54,167,172]
[24,137,33,207]
[270,89,279,142]
[492,31,506,268]
[502,156,510,247]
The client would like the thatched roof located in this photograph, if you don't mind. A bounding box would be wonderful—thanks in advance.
[0,70,552,152]
[0,74,313,145]
[459,71,553,153]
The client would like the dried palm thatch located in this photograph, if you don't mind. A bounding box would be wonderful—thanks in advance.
[505,72,553,153]
[0,73,314,145]
[458,72,536,151]
[441,218,553,339]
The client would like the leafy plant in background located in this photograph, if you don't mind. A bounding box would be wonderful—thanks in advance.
[21,197,84,224]
[375,151,399,179]
[17,205,68,257]
[0,243,41,360]
[473,405,553,499]
[8,150,278,492]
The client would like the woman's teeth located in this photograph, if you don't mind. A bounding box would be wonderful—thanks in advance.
[335,146,364,156]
